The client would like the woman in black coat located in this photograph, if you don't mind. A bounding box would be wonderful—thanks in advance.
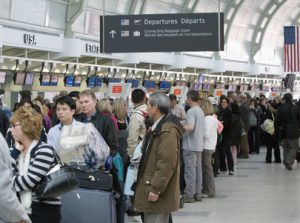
[260,98,281,163]
[230,102,242,165]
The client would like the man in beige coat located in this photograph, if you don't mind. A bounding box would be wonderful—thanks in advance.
[134,93,183,223]
[127,88,147,158]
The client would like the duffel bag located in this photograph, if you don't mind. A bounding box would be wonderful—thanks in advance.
[73,168,113,191]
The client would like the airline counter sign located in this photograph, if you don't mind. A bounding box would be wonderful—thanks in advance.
[100,13,224,53]
[112,85,123,94]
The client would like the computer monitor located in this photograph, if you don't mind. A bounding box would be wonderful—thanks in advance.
[15,73,26,85]
[0,72,6,84]
[87,76,96,88]
[65,75,74,87]
[50,74,59,86]
[95,77,103,87]
[73,76,82,87]
[40,74,51,86]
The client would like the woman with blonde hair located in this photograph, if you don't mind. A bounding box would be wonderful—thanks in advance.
[112,98,130,165]
[97,98,118,130]
[9,107,60,223]
[200,99,218,197]
[32,99,52,132]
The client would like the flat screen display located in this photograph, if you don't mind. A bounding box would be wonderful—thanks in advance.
[65,75,74,87]
[15,73,26,85]
[95,77,103,87]
[87,76,96,88]
[127,79,139,88]
[109,78,122,83]
[24,73,34,85]
[73,76,82,87]
[144,80,156,89]
[0,72,6,84]
[50,74,58,86]
[40,74,51,86]
[160,81,171,89]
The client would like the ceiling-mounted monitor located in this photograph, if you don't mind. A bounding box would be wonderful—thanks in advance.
[24,73,34,86]
[87,76,96,88]
[160,81,171,89]
[73,76,82,87]
[95,77,103,87]
[14,72,26,85]
[40,73,51,86]
[50,74,59,86]
[64,75,74,87]
[0,72,6,84]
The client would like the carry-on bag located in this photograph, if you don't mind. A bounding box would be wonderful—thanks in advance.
[73,168,113,191]
[61,188,117,223]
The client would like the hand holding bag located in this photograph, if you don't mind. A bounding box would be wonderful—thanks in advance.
[34,150,79,200]
[260,113,275,135]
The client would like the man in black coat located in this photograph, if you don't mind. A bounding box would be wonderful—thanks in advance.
[275,93,300,170]
[0,108,9,138]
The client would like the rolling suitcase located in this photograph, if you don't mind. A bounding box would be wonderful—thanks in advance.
[61,188,117,223]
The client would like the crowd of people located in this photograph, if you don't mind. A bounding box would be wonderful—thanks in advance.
[0,89,300,223]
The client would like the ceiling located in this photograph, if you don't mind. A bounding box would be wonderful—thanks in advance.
[0,0,300,76]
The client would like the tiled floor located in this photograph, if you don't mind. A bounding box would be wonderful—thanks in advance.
[126,147,300,223]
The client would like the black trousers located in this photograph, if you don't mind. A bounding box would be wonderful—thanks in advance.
[219,141,234,172]
[248,126,260,153]
[30,202,61,223]
[265,133,281,162]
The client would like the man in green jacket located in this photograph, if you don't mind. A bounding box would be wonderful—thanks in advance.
[134,93,183,223]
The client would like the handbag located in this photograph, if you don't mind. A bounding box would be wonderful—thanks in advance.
[34,151,79,200]
[261,114,275,135]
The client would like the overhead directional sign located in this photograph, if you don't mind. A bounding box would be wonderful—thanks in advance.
[100,13,224,53]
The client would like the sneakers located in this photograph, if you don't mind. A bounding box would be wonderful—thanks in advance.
[229,171,234,175]
[194,194,202,202]
[184,197,195,203]
[201,194,209,198]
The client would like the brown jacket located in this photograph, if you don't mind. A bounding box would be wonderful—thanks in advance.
[134,115,183,212]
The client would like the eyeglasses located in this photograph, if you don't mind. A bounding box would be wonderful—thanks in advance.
[10,123,21,128]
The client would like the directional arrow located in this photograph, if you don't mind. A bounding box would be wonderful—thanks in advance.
[109,30,116,38]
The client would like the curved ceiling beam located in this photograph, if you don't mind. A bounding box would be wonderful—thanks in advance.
[65,0,86,38]
[250,0,285,59]
[223,0,245,45]
[129,0,139,14]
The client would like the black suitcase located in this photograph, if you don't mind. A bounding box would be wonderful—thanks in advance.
[61,188,117,223]
[73,168,113,191]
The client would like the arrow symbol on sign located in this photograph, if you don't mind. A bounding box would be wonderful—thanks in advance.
[110,30,116,38]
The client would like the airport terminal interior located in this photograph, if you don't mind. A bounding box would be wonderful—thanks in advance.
[1,0,300,223]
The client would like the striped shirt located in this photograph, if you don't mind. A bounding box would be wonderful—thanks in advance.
[10,141,61,205]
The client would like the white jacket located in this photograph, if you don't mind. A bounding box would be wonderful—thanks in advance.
[203,115,218,151]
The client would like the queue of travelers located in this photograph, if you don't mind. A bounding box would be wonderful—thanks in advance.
[0,89,300,223]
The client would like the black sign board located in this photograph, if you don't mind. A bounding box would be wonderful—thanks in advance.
[100,13,224,53]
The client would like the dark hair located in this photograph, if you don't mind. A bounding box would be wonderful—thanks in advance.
[169,94,177,101]
[131,89,146,104]
[32,104,42,114]
[55,96,76,110]
[186,90,199,102]
[221,97,229,104]
[231,102,240,114]
[69,91,80,99]
[19,97,33,107]
[283,93,293,103]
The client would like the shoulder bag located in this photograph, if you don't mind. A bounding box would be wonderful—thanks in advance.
[34,150,79,200]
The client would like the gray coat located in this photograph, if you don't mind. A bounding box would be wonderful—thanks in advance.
[0,134,31,223]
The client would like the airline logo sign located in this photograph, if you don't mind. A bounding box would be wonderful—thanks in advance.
[174,89,182,95]
[112,85,123,94]
[100,13,224,53]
